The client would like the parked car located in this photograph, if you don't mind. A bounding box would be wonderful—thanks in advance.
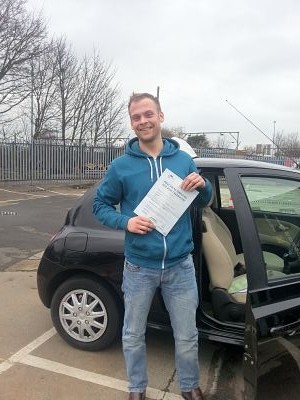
[37,157,300,399]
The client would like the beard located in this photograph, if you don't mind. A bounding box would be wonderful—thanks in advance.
[136,127,161,143]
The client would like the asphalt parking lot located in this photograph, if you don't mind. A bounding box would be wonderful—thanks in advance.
[0,183,244,400]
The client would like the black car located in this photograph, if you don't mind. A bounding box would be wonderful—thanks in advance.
[37,158,300,399]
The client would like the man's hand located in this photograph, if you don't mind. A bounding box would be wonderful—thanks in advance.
[127,216,155,234]
[181,172,206,191]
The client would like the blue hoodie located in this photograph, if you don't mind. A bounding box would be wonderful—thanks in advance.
[93,137,212,269]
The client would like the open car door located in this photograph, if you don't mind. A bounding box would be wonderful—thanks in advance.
[225,167,300,400]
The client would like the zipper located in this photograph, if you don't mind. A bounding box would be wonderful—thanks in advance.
[162,236,167,269]
[153,157,166,269]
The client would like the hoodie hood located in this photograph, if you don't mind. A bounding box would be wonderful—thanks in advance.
[126,137,180,158]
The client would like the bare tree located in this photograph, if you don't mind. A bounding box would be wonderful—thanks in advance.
[68,53,108,143]
[54,37,79,143]
[0,6,125,145]
[210,134,232,149]
[0,116,27,141]
[0,0,46,115]
[275,132,300,158]
[21,40,59,139]
[243,145,256,155]
[161,126,185,138]
[161,127,174,138]
[273,131,286,155]
[91,82,125,145]
[54,44,125,144]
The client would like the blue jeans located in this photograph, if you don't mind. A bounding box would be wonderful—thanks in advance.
[122,254,200,392]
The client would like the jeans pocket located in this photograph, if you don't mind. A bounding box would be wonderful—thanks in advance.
[180,254,194,269]
[124,259,141,272]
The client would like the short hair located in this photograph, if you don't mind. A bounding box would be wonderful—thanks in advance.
[128,92,161,113]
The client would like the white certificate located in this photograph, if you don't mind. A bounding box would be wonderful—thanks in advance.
[134,168,198,236]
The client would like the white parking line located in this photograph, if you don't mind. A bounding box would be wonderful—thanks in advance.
[20,355,182,399]
[0,187,84,198]
[9,328,56,364]
[0,360,13,374]
[43,189,84,196]
[0,198,45,206]
[0,188,48,198]
[0,191,83,207]
[0,328,182,399]
[34,186,86,197]
[0,328,56,375]
[22,355,130,394]
[0,200,19,205]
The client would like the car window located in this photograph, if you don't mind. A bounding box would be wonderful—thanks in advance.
[219,176,234,208]
[241,176,300,281]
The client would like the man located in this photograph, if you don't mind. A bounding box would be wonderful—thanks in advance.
[93,93,211,400]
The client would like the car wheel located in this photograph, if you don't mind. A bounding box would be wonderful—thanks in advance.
[51,276,122,351]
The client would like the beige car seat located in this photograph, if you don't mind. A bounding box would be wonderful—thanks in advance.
[202,206,285,322]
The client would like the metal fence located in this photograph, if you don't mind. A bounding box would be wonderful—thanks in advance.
[0,140,295,184]
[0,140,125,184]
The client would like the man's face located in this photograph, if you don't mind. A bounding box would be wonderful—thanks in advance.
[129,98,164,143]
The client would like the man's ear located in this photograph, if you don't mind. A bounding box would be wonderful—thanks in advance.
[159,112,164,123]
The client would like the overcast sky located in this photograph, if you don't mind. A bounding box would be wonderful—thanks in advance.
[27,0,300,148]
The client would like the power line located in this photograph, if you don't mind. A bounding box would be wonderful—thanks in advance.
[225,99,299,167]
[225,99,274,144]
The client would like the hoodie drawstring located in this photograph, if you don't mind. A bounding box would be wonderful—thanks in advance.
[159,157,163,176]
[147,157,154,182]
[146,156,164,182]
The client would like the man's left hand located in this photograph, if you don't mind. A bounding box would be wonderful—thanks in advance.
[181,172,206,191]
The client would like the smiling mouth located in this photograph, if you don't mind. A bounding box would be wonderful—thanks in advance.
[139,127,152,132]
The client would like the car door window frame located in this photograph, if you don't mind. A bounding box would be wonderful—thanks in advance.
[224,167,300,291]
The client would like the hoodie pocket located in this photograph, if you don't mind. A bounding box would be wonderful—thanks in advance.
[127,230,163,259]
[166,221,193,259]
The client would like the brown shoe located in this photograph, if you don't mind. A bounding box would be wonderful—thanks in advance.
[181,387,204,400]
[128,391,146,400]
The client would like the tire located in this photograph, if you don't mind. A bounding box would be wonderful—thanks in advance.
[51,276,122,351]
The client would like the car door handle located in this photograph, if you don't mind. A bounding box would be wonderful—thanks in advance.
[270,320,300,335]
